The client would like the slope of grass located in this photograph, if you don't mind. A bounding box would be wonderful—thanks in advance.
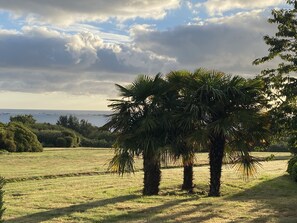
[0,148,295,222]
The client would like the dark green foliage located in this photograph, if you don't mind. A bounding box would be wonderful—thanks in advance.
[35,130,79,148]
[57,115,80,132]
[254,0,297,150]
[267,144,289,152]
[287,156,297,174]
[65,136,76,147]
[10,123,43,152]
[56,137,67,147]
[21,119,115,148]
[79,130,115,148]
[57,115,115,148]
[0,123,42,152]
[288,134,297,154]
[10,114,36,125]
[0,125,16,152]
[175,69,269,196]
[107,74,169,195]
[0,176,5,223]
[80,137,111,148]
[291,163,297,182]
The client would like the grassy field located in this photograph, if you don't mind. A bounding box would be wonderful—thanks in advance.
[1,148,296,222]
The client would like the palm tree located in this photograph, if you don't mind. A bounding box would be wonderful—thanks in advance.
[106,74,170,195]
[184,69,269,196]
[166,70,201,192]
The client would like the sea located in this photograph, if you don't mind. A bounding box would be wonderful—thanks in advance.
[0,109,112,127]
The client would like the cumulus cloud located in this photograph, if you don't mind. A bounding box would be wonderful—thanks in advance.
[132,9,277,76]
[66,33,103,66]
[198,0,284,16]
[0,26,178,96]
[0,0,180,25]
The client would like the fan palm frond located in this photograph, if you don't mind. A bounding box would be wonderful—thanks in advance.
[108,149,135,175]
[230,152,262,180]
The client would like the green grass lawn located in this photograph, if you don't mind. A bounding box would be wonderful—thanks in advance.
[1,148,296,222]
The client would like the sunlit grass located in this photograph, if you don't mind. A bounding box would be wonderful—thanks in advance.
[0,148,296,222]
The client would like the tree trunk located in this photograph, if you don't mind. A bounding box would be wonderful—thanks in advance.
[143,154,161,196]
[181,156,194,191]
[208,135,225,197]
[182,165,193,191]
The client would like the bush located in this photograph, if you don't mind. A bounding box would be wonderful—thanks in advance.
[9,123,43,152]
[35,130,80,148]
[0,176,5,223]
[0,123,42,152]
[288,134,297,155]
[291,163,297,182]
[267,144,289,152]
[287,156,297,174]
[80,137,112,148]
[56,137,67,147]
[0,128,16,152]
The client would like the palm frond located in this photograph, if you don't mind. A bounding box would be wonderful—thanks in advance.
[108,149,135,175]
[229,152,262,180]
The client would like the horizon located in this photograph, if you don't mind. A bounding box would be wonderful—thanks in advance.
[0,108,111,112]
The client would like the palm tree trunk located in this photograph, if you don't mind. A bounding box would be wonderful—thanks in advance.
[143,154,161,195]
[208,135,225,197]
[182,156,194,191]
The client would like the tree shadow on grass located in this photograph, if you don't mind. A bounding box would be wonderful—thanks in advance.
[225,175,297,223]
[7,176,297,223]
[99,196,199,223]
[5,194,139,223]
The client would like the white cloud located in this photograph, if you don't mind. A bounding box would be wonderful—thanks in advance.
[199,0,284,16]
[55,23,131,43]
[132,9,277,76]
[0,26,178,96]
[66,32,103,66]
[0,0,180,25]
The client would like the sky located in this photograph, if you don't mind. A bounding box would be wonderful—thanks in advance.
[0,0,288,111]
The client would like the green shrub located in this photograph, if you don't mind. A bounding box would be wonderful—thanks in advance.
[80,137,112,148]
[0,123,42,152]
[287,156,297,174]
[56,137,67,147]
[0,128,16,152]
[0,176,5,223]
[64,136,75,147]
[35,130,79,148]
[267,144,289,152]
[9,123,43,152]
[291,163,297,182]
[288,134,297,155]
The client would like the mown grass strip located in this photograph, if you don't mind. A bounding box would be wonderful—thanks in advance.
[5,158,282,183]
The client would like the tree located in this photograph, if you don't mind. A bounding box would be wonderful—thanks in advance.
[253,0,297,148]
[184,69,269,196]
[166,70,198,192]
[57,115,80,132]
[106,74,170,195]
[10,114,36,125]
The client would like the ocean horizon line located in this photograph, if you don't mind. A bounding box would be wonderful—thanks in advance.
[0,108,111,112]
[0,108,111,127]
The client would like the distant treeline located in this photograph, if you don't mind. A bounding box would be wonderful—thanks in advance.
[0,114,115,152]
[0,114,289,152]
